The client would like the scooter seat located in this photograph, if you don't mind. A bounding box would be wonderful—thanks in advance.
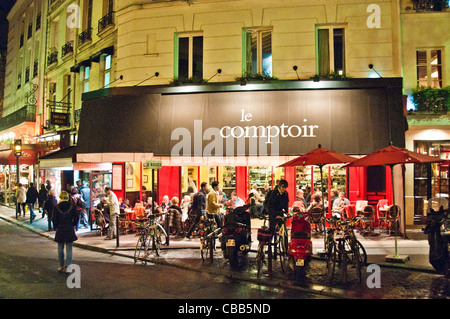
[291,231,311,239]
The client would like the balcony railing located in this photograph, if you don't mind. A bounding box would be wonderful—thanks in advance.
[0,105,36,131]
[47,51,58,66]
[78,28,92,47]
[61,41,74,58]
[98,11,115,34]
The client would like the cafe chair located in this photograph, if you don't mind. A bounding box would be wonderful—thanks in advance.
[94,210,107,236]
[386,205,401,236]
[360,205,375,234]
[309,207,324,234]
[118,208,130,234]
[376,199,389,232]
[355,200,368,216]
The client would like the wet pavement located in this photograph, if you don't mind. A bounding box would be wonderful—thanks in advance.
[1,205,449,299]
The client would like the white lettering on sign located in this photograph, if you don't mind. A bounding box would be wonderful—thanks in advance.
[171,109,319,157]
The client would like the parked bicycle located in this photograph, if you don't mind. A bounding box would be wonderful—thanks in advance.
[272,214,292,273]
[325,217,367,283]
[134,212,168,264]
[256,215,271,278]
[199,217,221,262]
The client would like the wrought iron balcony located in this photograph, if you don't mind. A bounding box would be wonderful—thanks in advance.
[0,105,36,131]
[61,41,74,58]
[78,28,92,47]
[98,11,115,34]
[47,51,58,66]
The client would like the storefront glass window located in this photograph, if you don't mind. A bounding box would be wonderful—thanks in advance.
[414,140,450,224]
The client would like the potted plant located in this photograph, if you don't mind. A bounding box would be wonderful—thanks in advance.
[411,86,450,114]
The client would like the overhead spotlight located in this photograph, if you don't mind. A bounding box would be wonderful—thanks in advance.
[368,64,382,78]
[293,66,300,80]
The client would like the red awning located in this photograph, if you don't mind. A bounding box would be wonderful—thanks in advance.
[0,149,38,165]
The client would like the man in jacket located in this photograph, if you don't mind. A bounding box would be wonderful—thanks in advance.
[185,182,208,240]
[264,179,290,236]
[105,187,120,240]
[207,181,223,227]
[26,182,38,220]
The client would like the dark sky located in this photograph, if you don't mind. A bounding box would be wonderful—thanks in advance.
[0,0,17,49]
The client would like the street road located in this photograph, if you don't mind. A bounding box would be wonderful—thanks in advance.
[0,219,322,300]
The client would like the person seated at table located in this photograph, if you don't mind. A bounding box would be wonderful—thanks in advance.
[229,191,245,209]
[95,197,110,224]
[160,195,171,211]
[169,197,183,237]
[118,197,128,209]
[144,197,155,210]
[332,192,350,218]
[306,192,323,212]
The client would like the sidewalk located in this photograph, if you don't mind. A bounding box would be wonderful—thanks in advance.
[0,204,433,272]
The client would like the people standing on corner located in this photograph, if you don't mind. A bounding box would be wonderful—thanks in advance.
[43,189,58,231]
[26,182,38,221]
[185,182,208,240]
[206,181,223,227]
[52,191,79,273]
[15,183,27,216]
[105,187,120,240]
[69,187,88,230]
[79,182,91,228]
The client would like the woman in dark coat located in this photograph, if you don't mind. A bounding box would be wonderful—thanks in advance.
[44,189,58,231]
[52,191,79,273]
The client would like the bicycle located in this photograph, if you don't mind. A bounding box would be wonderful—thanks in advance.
[325,217,367,283]
[256,215,271,278]
[272,214,292,273]
[133,212,168,263]
[199,217,221,262]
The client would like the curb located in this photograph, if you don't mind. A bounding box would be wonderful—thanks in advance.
[0,211,438,299]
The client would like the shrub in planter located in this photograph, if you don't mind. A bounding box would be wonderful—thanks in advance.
[411,86,450,114]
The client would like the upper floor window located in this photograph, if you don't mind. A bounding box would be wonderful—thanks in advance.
[416,49,443,88]
[317,26,346,77]
[82,66,90,93]
[175,32,203,80]
[103,54,112,88]
[242,28,272,77]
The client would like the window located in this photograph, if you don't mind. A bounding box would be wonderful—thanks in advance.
[82,66,90,93]
[416,49,443,88]
[317,26,346,76]
[242,28,272,77]
[175,32,203,80]
[104,54,112,88]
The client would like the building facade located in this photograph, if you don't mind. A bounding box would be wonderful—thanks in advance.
[2,0,448,230]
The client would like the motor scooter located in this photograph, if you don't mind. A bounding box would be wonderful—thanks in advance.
[288,205,313,280]
[221,195,253,270]
[423,196,449,277]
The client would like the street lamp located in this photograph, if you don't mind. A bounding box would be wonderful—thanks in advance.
[14,139,22,219]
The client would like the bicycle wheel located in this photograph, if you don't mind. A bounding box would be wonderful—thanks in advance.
[208,235,215,262]
[152,230,161,257]
[200,236,211,261]
[353,245,363,283]
[326,241,337,283]
[134,231,150,264]
[256,243,265,278]
[279,234,288,273]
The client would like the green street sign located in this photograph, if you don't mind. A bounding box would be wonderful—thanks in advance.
[144,160,162,169]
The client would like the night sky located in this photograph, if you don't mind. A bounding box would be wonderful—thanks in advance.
[0,0,17,49]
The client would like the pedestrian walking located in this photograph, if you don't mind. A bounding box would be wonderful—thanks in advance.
[15,183,27,216]
[206,181,223,227]
[26,182,38,221]
[38,184,48,218]
[105,187,120,240]
[52,191,79,273]
[69,187,88,230]
[43,189,58,231]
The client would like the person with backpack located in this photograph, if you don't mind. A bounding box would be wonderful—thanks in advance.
[185,182,209,240]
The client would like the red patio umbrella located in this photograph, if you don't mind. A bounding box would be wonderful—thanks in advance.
[279,145,357,247]
[346,144,448,262]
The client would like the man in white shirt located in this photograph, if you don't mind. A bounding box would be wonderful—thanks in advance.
[105,187,120,240]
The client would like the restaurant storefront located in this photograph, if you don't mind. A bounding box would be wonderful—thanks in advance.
[76,78,407,224]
